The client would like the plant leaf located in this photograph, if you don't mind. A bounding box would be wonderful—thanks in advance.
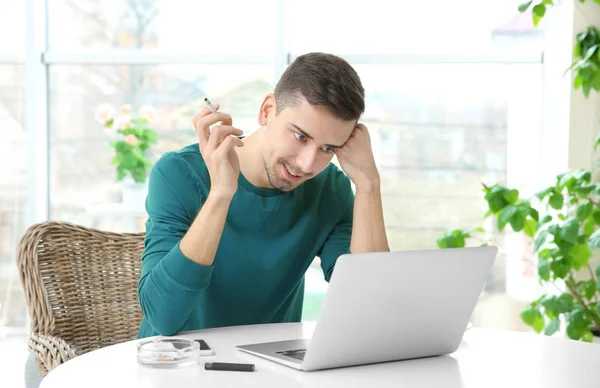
[538,260,551,281]
[527,207,540,222]
[574,169,592,182]
[577,201,594,221]
[567,322,585,340]
[534,229,549,252]
[584,218,595,236]
[521,307,545,333]
[551,258,570,279]
[560,218,580,244]
[549,192,564,209]
[498,205,518,231]
[577,280,597,300]
[577,184,595,196]
[532,3,546,26]
[583,46,599,63]
[485,185,509,213]
[588,229,600,250]
[437,229,469,249]
[536,187,553,200]
[575,74,584,89]
[595,135,600,150]
[510,210,527,232]
[524,218,538,238]
[582,331,594,342]
[557,293,574,313]
[570,244,592,270]
[538,248,553,259]
[593,209,600,225]
[544,318,560,335]
[518,0,533,12]
[503,189,519,204]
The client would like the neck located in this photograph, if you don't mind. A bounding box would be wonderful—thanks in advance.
[237,127,271,189]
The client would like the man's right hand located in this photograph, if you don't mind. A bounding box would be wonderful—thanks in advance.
[192,103,244,198]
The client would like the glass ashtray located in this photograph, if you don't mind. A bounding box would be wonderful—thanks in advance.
[137,337,200,367]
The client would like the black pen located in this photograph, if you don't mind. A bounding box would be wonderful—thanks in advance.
[204,362,255,372]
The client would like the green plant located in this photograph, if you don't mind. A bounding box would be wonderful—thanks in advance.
[519,0,600,97]
[437,161,600,341]
[519,0,600,26]
[568,26,600,97]
[95,104,158,183]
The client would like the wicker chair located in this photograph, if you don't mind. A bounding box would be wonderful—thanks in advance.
[16,221,145,376]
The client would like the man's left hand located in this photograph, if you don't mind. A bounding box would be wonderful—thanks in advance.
[335,123,380,190]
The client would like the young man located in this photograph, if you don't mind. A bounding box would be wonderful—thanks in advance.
[137,52,389,338]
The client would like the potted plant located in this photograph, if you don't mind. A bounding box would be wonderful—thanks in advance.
[95,103,158,210]
[437,161,600,342]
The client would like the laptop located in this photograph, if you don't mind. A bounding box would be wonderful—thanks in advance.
[236,245,497,371]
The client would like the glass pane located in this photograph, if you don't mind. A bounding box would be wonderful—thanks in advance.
[288,0,544,55]
[49,64,274,231]
[303,63,544,330]
[0,64,29,387]
[48,0,277,54]
[0,0,26,54]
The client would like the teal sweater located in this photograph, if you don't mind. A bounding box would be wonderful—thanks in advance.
[137,143,354,338]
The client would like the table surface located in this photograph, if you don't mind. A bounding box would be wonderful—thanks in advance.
[40,322,600,388]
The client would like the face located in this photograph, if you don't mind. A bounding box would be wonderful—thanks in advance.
[257,93,356,192]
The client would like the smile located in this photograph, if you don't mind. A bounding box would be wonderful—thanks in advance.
[283,163,302,180]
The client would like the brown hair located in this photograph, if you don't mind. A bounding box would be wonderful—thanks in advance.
[274,52,365,121]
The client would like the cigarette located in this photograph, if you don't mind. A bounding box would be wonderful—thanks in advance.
[204,97,216,113]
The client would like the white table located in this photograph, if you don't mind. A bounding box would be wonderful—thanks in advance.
[40,322,600,388]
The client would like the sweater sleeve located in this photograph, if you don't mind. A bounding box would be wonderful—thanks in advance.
[317,169,355,282]
[137,152,214,335]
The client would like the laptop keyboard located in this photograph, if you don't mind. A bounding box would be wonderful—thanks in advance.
[276,348,307,361]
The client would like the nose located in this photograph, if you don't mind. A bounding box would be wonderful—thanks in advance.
[296,147,318,176]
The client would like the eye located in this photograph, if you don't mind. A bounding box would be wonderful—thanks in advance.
[294,132,307,142]
[321,146,334,154]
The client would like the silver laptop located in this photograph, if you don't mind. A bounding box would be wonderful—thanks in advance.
[236,246,497,371]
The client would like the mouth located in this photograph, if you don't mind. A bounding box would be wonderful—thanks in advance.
[282,163,303,181]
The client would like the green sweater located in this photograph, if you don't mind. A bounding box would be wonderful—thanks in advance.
[137,143,354,338]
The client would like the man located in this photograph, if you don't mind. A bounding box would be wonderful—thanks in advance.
[137,52,389,338]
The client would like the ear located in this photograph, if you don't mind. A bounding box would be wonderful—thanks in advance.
[258,93,276,126]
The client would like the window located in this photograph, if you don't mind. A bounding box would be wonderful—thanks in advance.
[0,64,27,333]
[0,3,28,387]
[287,0,544,55]
[48,0,277,54]
[49,64,273,228]
[0,1,26,55]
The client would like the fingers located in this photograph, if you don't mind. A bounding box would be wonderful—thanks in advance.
[195,102,220,117]
[192,103,233,126]
[350,123,367,137]
[206,126,244,154]
[194,112,232,152]
[192,102,222,134]
[212,135,244,161]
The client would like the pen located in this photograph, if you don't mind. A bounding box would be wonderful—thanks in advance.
[204,362,255,372]
[204,97,217,113]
